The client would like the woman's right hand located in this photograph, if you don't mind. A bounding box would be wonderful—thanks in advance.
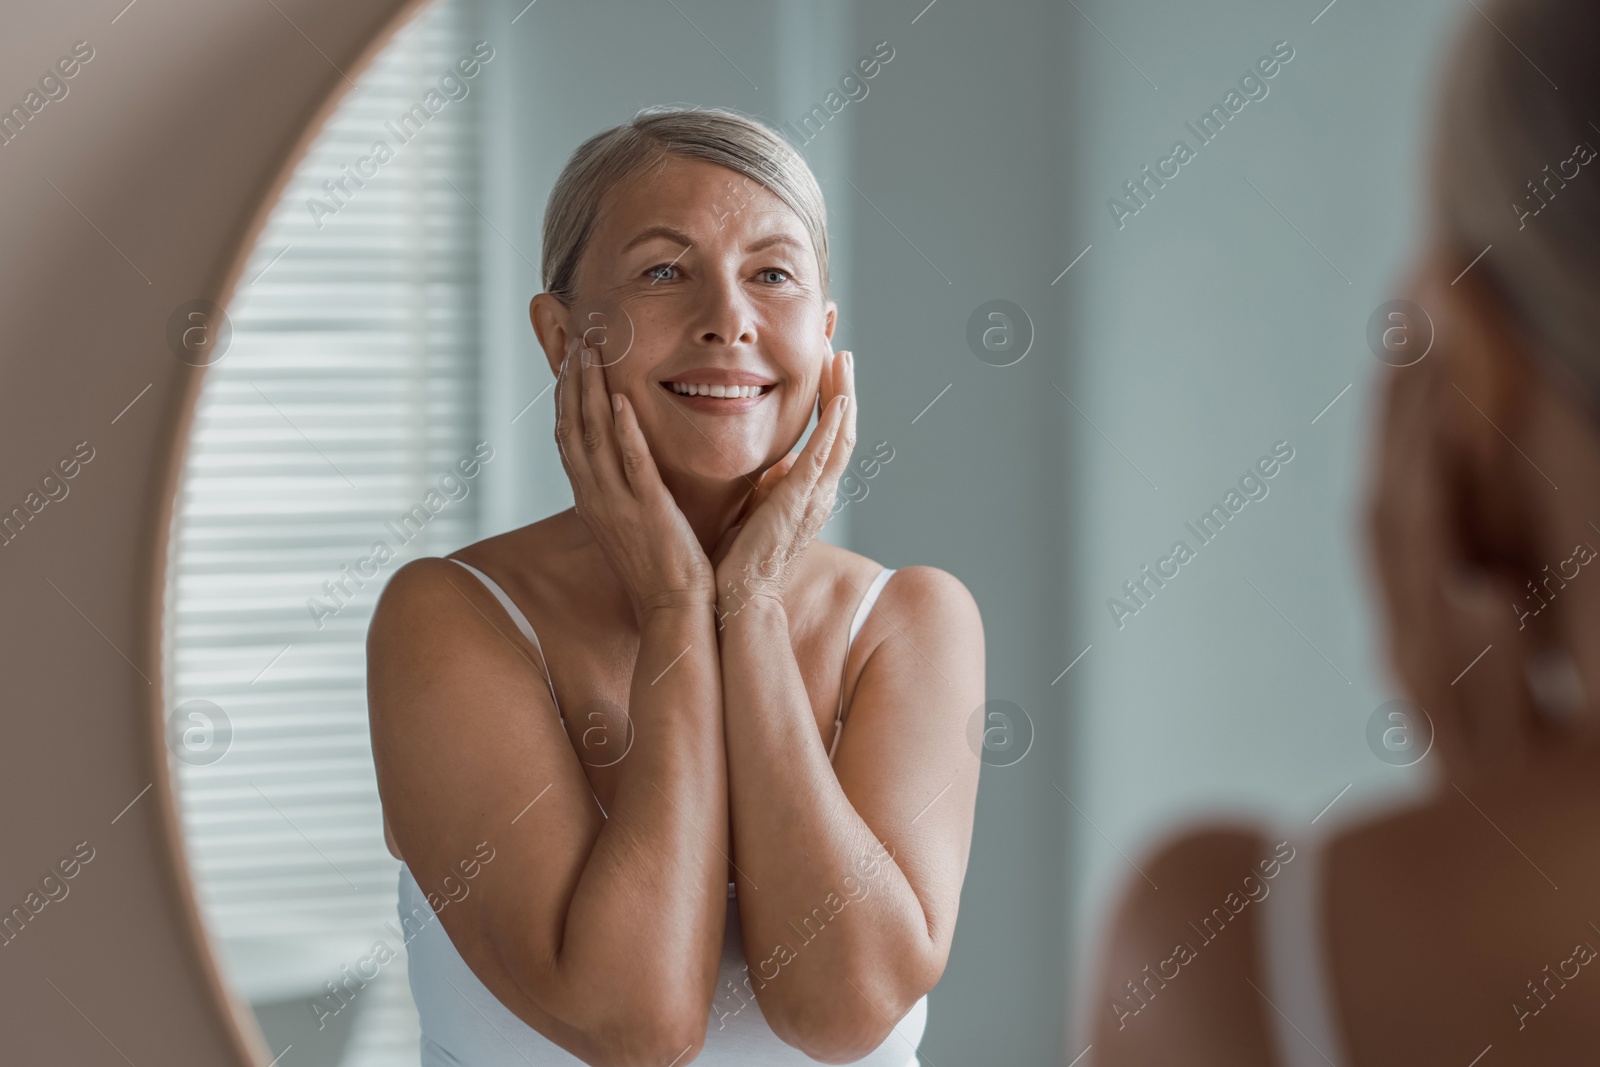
[554,336,715,619]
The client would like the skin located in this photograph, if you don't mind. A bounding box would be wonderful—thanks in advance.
[368,154,983,1066]
[1088,245,1600,1065]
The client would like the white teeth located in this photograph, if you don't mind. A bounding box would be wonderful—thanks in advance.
[666,382,765,398]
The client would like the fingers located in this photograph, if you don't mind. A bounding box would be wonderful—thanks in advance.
[806,355,857,524]
[821,350,858,487]
[750,454,798,514]
[553,336,592,504]
[578,343,631,497]
[795,351,851,489]
[611,391,666,500]
[733,452,798,542]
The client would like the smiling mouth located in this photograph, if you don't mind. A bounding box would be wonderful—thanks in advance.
[658,381,775,399]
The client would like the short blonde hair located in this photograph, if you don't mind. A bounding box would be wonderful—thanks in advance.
[540,107,830,306]
[1431,0,1600,394]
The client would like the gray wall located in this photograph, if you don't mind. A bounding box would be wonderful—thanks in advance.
[845,4,1074,1065]
[1060,0,1463,1047]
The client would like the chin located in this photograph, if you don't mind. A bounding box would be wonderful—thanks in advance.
[643,419,786,478]
[686,454,769,484]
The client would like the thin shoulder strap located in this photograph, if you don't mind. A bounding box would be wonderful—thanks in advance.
[1256,828,1351,1067]
[447,558,561,715]
[447,558,612,822]
[848,567,895,647]
[829,567,896,762]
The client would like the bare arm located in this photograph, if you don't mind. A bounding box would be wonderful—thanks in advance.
[719,565,982,1061]
[369,558,726,1066]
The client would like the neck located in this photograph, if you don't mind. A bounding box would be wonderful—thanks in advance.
[656,465,760,558]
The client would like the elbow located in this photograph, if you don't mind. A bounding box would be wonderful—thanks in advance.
[545,1000,705,1067]
[563,979,713,1062]
[569,966,707,1067]
[770,1001,914,1065]
[762,959,938,1064]
[600,1012,707,1067]
[501,955,709,1066]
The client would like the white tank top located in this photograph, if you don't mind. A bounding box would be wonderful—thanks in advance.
[1255,822,1353,1067]
[396,562,925,1065]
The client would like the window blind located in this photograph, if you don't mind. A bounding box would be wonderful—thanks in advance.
[163,0,482,1059]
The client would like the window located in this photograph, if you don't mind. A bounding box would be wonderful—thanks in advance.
[163,1,483,1062]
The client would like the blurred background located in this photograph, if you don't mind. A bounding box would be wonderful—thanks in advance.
[156,0,1464,1063]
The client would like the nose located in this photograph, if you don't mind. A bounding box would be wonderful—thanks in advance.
[691,270,757,347]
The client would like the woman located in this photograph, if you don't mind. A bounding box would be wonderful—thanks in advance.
[1088,0,1600,1063]
[368,107,984,1066]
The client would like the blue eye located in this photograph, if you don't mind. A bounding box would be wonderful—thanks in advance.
[647,264,679,282]
[759,269,790,284]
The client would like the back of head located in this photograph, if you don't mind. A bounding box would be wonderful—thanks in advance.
[1432,0,1600,399]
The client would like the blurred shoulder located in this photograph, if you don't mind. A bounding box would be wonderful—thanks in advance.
[1108,821,1274,934]
[1091,821,1279,1066]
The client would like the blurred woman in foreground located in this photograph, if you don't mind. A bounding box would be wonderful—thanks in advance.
[1090,0,1600,1062]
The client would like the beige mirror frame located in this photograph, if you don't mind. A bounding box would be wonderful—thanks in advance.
[0,2,428,1061]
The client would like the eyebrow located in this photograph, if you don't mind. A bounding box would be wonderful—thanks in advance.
[620,225,694,253]
[618,226,808,255]
[745,233,806,254]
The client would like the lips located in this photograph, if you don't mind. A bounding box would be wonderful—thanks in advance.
[657,367,777,412]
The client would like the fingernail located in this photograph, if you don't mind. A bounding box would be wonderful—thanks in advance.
[612,393,622,412]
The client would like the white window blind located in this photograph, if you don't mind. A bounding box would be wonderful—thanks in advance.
[163,0,483,1061]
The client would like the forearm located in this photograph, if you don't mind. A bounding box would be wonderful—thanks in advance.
[554,602,727,1025]
[718,597,935,1053]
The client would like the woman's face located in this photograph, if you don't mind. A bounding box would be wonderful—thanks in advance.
[537,155,836,484]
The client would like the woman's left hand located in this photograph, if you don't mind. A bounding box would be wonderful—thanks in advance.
[711,348,856,611]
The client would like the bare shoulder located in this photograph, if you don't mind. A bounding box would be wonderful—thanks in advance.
[1090,822,1278,1067]
[370,515,582,637]
[861,564,983,684]
[368,554,480,641]
[879,564,981,624]
[808,542,981,637]
[366,555,538,719]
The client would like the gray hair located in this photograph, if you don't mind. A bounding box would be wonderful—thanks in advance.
[540,106,830,306]
[1431,0,1600,396]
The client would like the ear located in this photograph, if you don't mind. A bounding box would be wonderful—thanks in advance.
[823,300,838,342]
[530,293,573,378]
